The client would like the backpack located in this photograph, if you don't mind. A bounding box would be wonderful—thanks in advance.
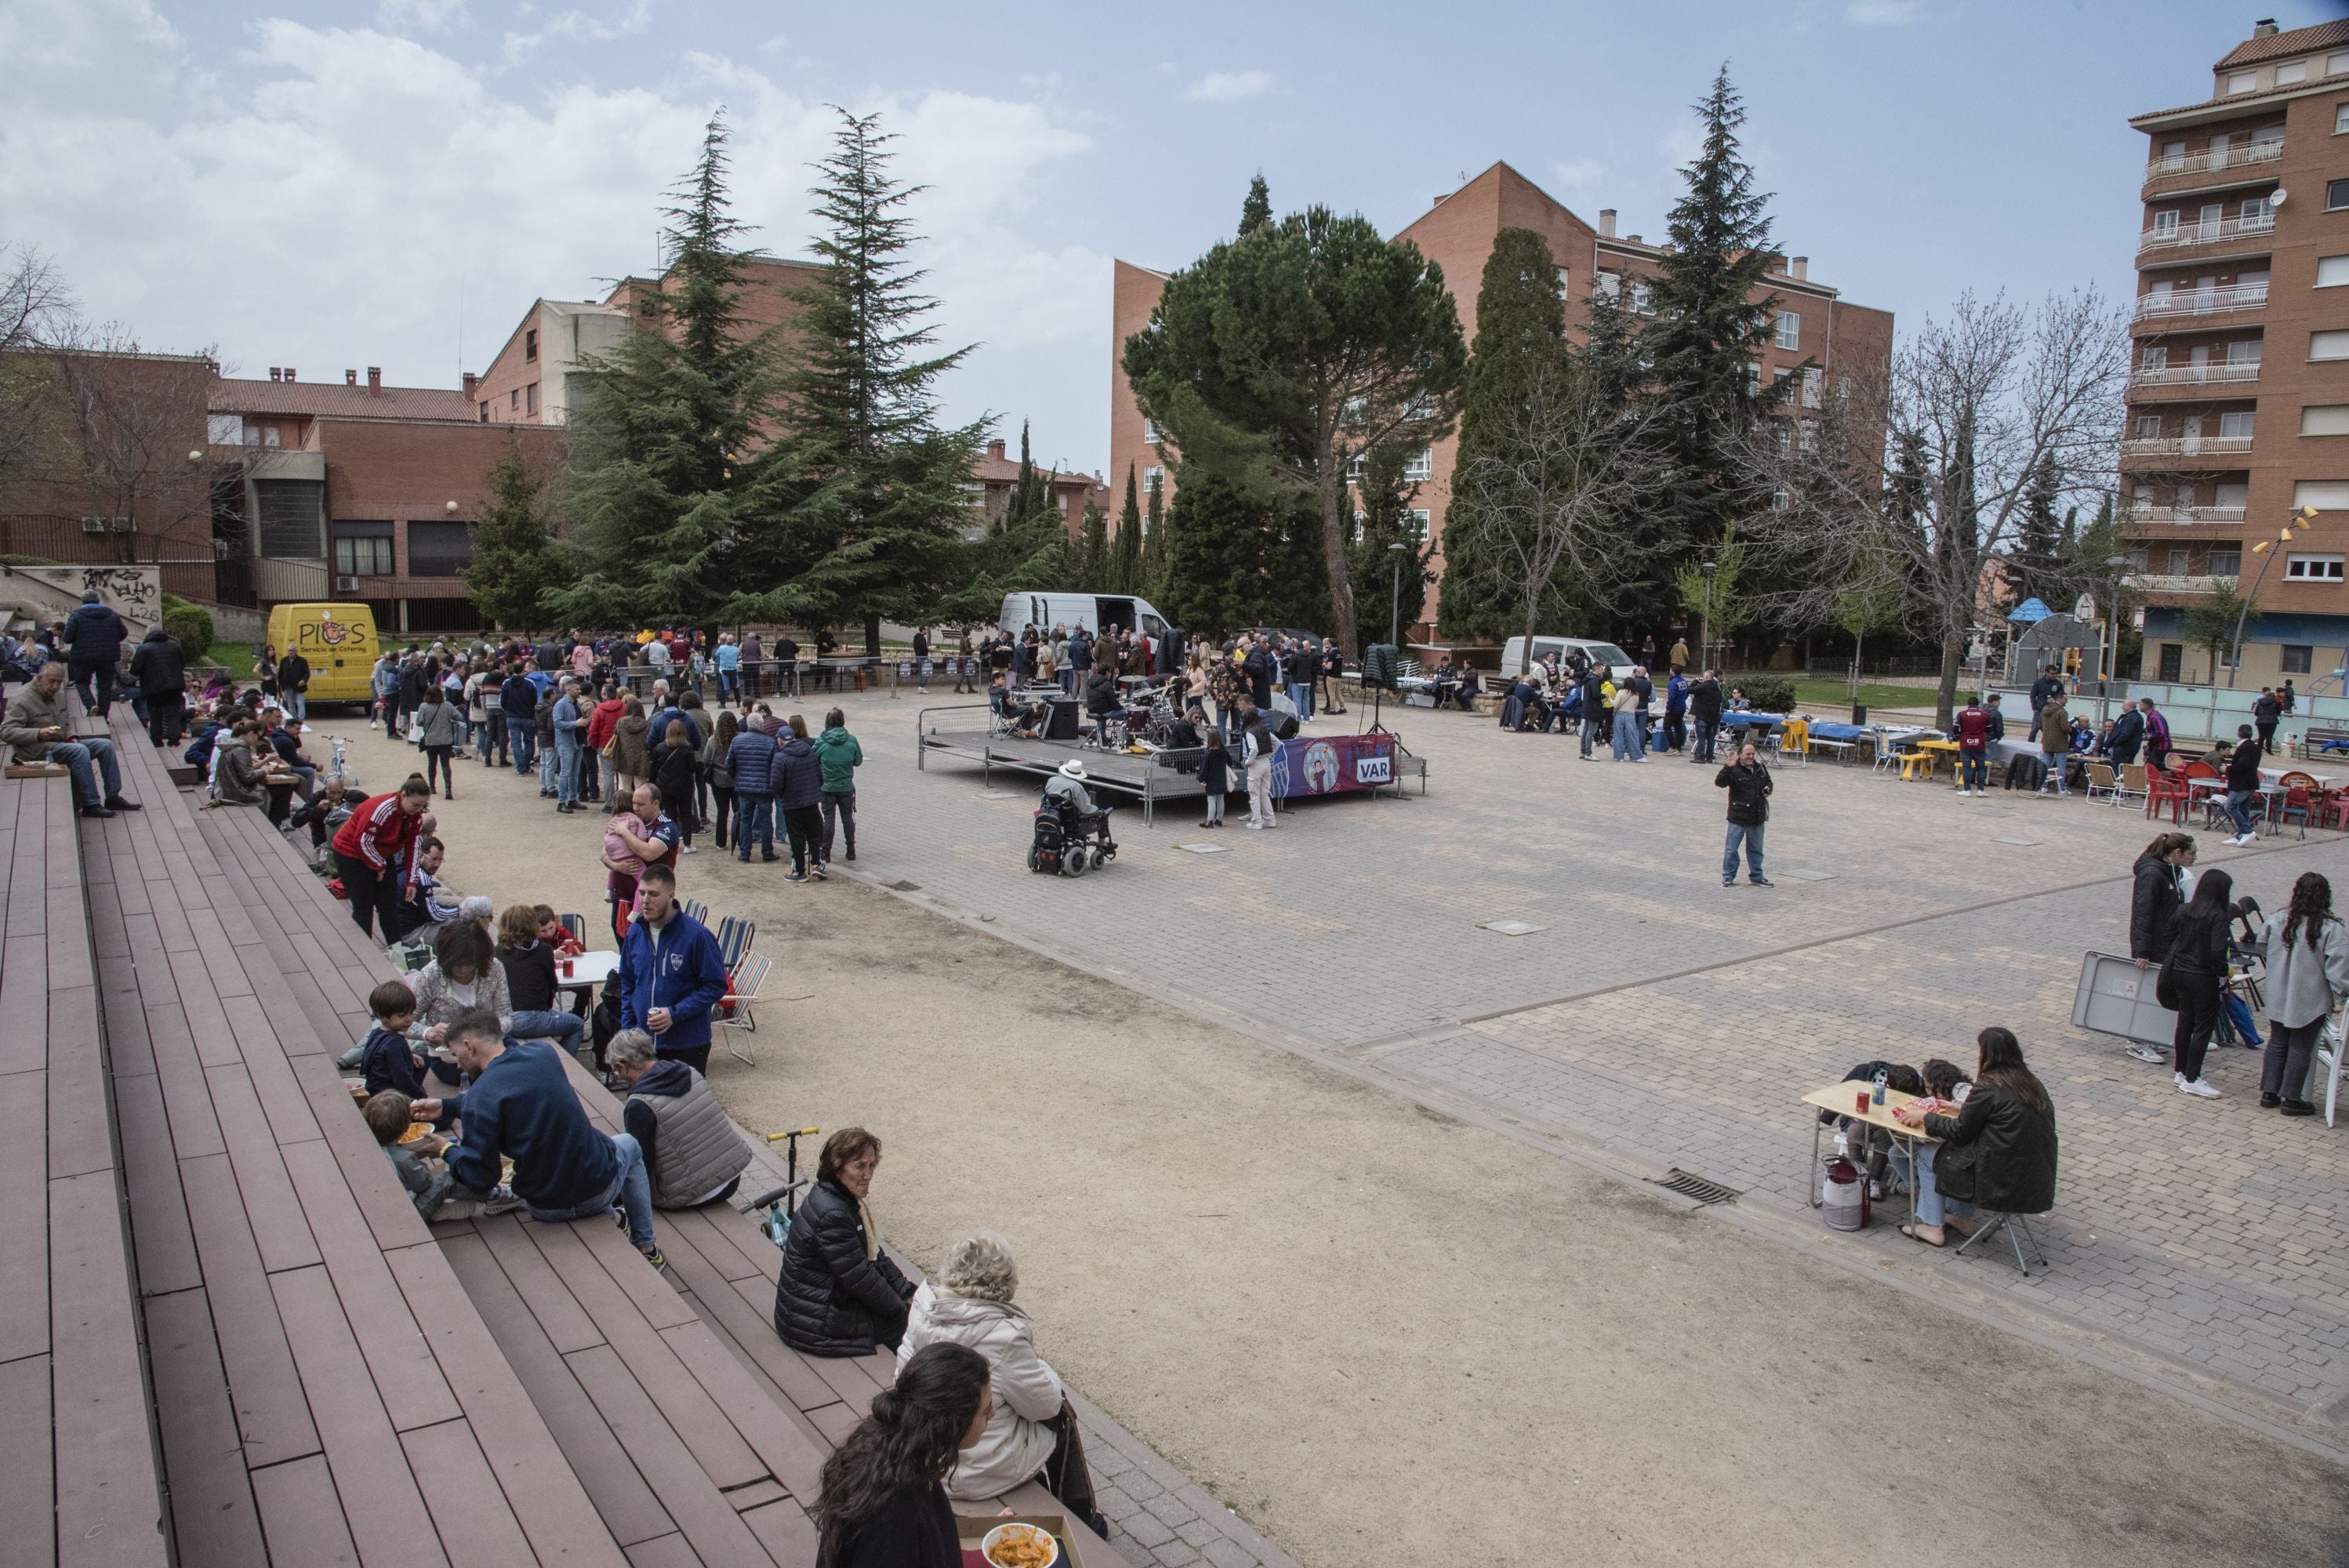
[2004,753,2046,791]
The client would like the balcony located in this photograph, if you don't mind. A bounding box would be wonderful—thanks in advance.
[2120,434,2254,463]
[2137,212,2275,256]
[2129,361,2261,389]
[2125,573,2237,596]
[2143,135,2284,187]
[2133,283,2267,322]
[2120,503,2248,525]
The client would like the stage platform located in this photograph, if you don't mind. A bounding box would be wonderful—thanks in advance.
[915,702,1424,826]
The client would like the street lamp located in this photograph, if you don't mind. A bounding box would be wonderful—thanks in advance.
[1388,541,1408,651]
[2104,552,2132,718]
[2229,505,2318,688]
[1699,558,1717,672]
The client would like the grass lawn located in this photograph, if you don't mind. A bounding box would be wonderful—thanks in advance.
[203,642,256,682]
[1777,677,1943,714]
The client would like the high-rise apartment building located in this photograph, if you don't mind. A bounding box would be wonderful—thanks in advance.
[1109,162,1893,639]
[2124,16,2349,684]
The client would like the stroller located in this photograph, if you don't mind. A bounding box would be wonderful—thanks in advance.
[1028,767,1117,877]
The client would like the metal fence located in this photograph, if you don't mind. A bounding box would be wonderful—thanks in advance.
[0,514,216,601]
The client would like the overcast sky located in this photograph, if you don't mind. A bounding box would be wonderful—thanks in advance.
[4,0,2345,481]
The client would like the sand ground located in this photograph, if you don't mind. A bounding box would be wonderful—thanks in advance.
[329,717,2349,1567]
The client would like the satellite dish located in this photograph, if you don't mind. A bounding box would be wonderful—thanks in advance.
[2271,187,2289,207]
[2074,592,2097,621]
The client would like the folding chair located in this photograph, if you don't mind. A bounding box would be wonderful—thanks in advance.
[681,897,710,927]
[1953,1209,2049,1276]
[2083,762,2122,804]
[716,953,771,1065]
[716,914,756,968]
[559,913,587,946]
[1773,717,1810,767]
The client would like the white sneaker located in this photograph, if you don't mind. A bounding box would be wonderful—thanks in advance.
[2180,1076,2222,1099]
[2125,1044,2166,1064]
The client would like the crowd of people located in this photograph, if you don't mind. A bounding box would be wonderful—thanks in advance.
[1479,649,1755,765]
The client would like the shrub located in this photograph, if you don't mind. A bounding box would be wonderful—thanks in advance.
[158,593,213,665]
[1737,674,1797,714]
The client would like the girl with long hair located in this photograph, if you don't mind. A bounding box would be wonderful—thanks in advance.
[703,708,740,852]
[2260,872,2349,1115]
[2166,869,2236,1098]
[812,1341,992,1566]
[1894,1027,2057,1247]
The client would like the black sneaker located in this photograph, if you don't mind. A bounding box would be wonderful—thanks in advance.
[79,804,114,819]
[103,796,141,811]
[2260,1092,2281,1109]
[1750,877,1775,887]
[641,1247,668,1272]
[2282,1098,2318,1116]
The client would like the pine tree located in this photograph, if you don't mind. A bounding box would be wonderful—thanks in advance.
[1108,485,1142,593]
[1346,442,1433,652]
[1075,499,1109,590]
[1240,173,1272,237]
[1116,466,1144,589]
[1138,470,1166,600]
[1639,67,1787,637]
[551,116,779,626]
[1001,420,1047,534]
[465,433,563,630]
[2003,455,2067,607]
[747,108,986,650]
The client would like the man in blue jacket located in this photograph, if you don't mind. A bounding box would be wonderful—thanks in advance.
[63,590,128,717]
[439,1007,661,1266]
[725,717,779,862]
[499,662,539,776]
[617,864,730,1074]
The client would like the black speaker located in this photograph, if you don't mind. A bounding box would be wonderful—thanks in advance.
[1363,643,1400,691]
[1043,698,1082,740]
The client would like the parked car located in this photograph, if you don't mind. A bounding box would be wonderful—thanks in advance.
[1498,636,1636,681]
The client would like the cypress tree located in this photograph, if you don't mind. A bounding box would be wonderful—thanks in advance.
[1108,482,1142,593]
[1347,443,1432,652]
[1076,499,1109,590]
[465,433,562,630]
[1002,420,1046,534]
[1240,173,1272,237]
[1139,470,1166,600]
[1116,465,1145,592]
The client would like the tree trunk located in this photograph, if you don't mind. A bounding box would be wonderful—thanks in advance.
[1320,474,1362,661]
[862,613,881,658]
[1935,632,1962,731]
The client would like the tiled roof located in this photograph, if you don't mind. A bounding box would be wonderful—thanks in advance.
[971,451,1103,486]
[2216,19,2349,69]
[209,378,476,422]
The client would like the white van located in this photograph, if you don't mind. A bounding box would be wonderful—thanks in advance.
[1500,636,1636,681]
[999,591,1174,644]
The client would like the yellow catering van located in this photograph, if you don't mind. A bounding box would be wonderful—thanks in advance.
[266,603,379,705]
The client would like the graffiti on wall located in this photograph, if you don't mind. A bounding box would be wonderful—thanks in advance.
[79,567,160,614]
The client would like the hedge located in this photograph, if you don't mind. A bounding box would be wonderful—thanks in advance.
[158,593,214,666]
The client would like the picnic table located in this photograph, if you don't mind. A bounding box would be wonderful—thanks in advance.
[554,949,620,994]
[1802,1081,1943,1229]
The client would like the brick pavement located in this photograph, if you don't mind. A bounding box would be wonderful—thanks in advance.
[835,691,2349,1447]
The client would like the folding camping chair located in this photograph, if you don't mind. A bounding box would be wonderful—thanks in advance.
[559,912,587,946]
[717,953,772,1066]
[682,897,711,927]
[716,914,756,968]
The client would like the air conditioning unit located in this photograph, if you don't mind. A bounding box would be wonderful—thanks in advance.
[111,517,133,533]
[334,575,360,593]
[80,516,105,535]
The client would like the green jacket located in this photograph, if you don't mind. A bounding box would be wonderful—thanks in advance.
[813,726,862,793]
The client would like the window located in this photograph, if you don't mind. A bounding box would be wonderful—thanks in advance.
[242,424,262,446]
[1142,417,1163,445]
[1596,271,1621,299]
[2159,644,2184,681]
[1629,279,1654,315]
[1350,509,1366,542]
[1835,376,1850,401]
[477,401,488,423]
[1142,464,1164,491]
[2285,553,2347,580]
[261,425,281,449]
[1770,485,1790,510]
[2332,51,2349,74]
[509,387,520,408]
[2313,331,2349,360]
[2284,644,2316,673]
[2226,339,2262,364]
[2339,102,2349,134]
[333,524,394,578]
[2152,209,2180,237]
[1802,367,1822,409]
[2159,138,2186,169]
[2165,546,2192,575]
[2228,72,2256,94]
[2322,256,2349,288]
[2140,346,2169,371]
[205,412,241,445]
[525,328,539,361]
[2304,405,2349,435]
[1747,361,1762,397]
[525,382,539,416]
[1344,453,1364,481]
[405,519,473,579]
[2278,60,2308,86]
[2218,410,2256,438]
[2295,480,2349,509]
[2217,481,2249,509]
[254,478,324,558]
[1402,448,1433,481]
[1403,509,1431,540]
[1555,267,1570,299]
[2209,547,2242,577]
[2242,195,2274,224]
[2329,179,2349,211]
[1774,310,1800,350]
[2136,414,2162,439]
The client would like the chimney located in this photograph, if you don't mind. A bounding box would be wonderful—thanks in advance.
[1598,209,1617,238]
[346,368,358,386]
[366,367,382,394]
[1626,234,1643,246]
[269,367,281,382]
[462,372,478,397]
[986,438,1006,460]
[2254,19,2279,38]
[1791,256,1808,281]
[284,367,297,382]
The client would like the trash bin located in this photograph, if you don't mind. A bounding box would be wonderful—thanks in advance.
[1852,702,1868,726]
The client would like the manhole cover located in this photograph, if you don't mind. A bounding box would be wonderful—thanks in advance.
[1650,1168,1741,1206]
[885,880,920,891]
[1479,919,1547,936]
[1174,842,1228,854]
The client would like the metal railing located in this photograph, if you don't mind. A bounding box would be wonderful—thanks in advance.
[2119,434,2255,460]
[2137,212,2275,254]
[2143,136,2284,181]
[2133,284,2267,320]
[2120,503,2249,524]
[2129,361,2261,387]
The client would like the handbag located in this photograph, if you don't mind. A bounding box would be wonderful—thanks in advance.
[2154,953,2179,1011]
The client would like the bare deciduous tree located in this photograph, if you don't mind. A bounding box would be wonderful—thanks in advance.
[1448,351,1667,649]
[1737,289,2127,725]
[43,324,218,566]
[0,242,73,493]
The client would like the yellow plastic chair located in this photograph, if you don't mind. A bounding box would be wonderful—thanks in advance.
[1897,750,1935,782]
[1774,717,1810,766]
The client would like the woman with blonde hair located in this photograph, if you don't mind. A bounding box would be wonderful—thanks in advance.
[896,1231,1106,1534]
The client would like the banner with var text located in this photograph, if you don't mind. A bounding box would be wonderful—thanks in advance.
[1265,731,1396,799]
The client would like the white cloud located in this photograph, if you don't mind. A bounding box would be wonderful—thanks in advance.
[1184,69,1272,103]
[1550,158,1603,189]
[1846,1,1919,24]
[0,0,1108,455]
[377,0,468,32]
[501,0,652,65]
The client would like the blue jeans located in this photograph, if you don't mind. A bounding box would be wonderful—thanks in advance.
[1581,717,1598,757]
[2043,750,2068,794]
[1611,710,1639,759]
[285,691,307,721]
[557,736,583,804]
[49,737,122,807]
[2225,788,2260,836]
[1723,820,1766,883]
[510,1010,584,1053]
[1290,681,1312,718]
[1693,717,1718,761]
[736,794,775,858]
[538,742,557,793]
[526,1131,655,1251]
[510,722,536,775]
[718,670,739,703]
[1959,752,1985,790]
[1912,1144,1974,1229]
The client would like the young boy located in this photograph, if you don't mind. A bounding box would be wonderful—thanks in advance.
[362,1089,496,1222]
[360,978,462,1122]
[535,903,585,957]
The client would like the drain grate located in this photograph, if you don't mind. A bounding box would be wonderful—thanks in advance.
[1651,1168,1741,1206]
[885,880,921,891]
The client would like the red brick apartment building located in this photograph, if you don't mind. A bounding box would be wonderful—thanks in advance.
[969,438,1109,532]
[2122,16,2349,687]
[1109,162,1894,638]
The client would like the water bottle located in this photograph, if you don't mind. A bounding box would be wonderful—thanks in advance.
[1872,1069,1888,1107]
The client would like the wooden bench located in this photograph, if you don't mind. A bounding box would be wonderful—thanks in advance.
[2294,726,2349,759]
[2,760,171,1568]
[81,710,630,1566]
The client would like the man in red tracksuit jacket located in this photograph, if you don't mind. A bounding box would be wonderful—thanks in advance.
[332,777,431,939]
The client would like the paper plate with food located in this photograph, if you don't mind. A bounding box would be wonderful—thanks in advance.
[981,1522,1058,1568]
[397,1122,436,1145]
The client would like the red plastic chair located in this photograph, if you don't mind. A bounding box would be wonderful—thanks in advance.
[2144,768,2190,824]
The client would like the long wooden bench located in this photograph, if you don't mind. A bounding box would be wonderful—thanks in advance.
[2,760,171,1568]
[83,710,630,1566]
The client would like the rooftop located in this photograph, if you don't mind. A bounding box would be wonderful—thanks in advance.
[2215,16,2349,69]
[209,375,477,422]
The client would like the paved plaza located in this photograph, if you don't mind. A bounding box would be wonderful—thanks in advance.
[844,688,2349,1448]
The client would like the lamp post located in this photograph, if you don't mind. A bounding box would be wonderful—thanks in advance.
[1388,540,1408,651]
[1699,558,1717,672]
[2104,552,2132,720]
[2229,506,2318,688]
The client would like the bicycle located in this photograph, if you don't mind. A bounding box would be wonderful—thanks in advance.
[739,1126,820,1247]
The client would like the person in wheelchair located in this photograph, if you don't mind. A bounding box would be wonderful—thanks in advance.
[1042,760,1114,848]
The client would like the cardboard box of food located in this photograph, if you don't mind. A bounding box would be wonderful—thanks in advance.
[956,1513,1083,1568]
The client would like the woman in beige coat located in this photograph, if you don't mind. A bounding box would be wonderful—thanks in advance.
[612,699,652,798]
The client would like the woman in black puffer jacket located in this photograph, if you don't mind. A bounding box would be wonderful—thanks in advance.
[2129,831,2195,971]
[775,1127,916,1357]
